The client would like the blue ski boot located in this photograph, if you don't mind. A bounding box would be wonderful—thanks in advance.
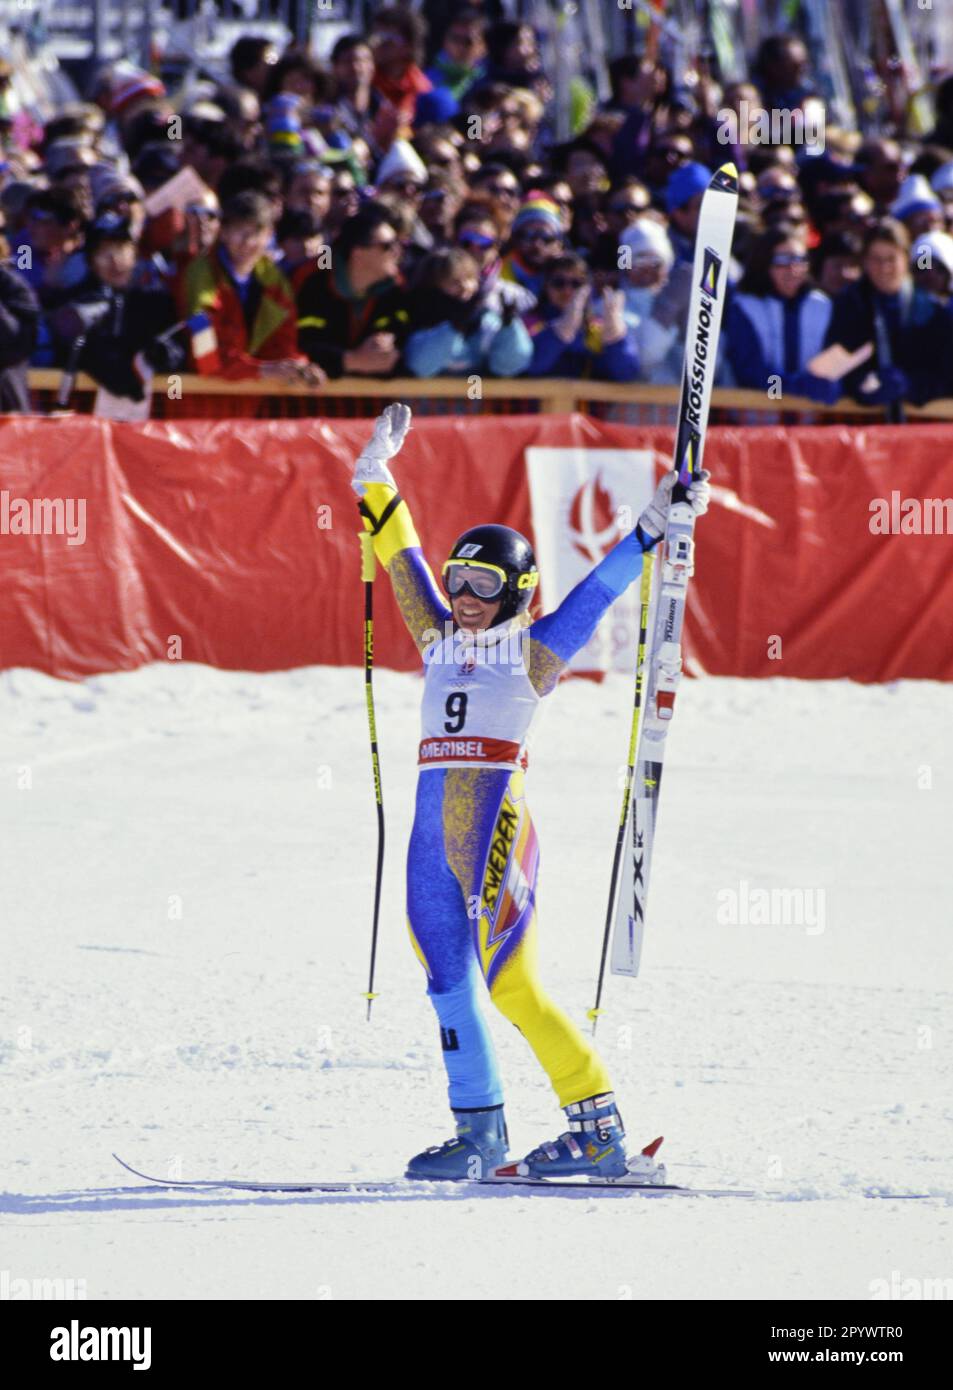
[405,1105,509,1181]
[494,1092,640,1181]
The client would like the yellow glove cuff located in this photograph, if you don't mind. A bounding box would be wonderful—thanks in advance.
[358,483,421,568]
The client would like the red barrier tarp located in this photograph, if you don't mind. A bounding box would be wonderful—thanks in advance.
[1,414,950,681]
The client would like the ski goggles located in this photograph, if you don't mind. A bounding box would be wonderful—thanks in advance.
[442,559,509,600]
[442,559,539,601]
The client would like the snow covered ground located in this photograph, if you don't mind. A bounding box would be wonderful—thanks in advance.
[1,663,950,1301]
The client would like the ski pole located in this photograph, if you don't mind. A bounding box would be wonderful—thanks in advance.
[359,530,385,1021]
[873,306,905,425]
[588,549,655,1035]
[56,334,87,410]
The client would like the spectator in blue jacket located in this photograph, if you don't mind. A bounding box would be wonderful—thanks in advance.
[666,161,711,264]
[403,246,532,378]
[523,253,639,381]
[725,222,839,404]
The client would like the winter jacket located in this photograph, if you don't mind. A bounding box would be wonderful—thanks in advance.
[184,246,302,380]
[825,278,953,405]
[404,287,532,378]
[523,298,640,381]
[297,260,410,378]
[49,274,182,401]
[0,264,39,411]
[726,287,837,402]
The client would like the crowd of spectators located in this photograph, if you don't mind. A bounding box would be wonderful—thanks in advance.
[3,10,953,414]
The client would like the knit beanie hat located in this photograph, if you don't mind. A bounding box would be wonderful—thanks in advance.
[511,192,563,237]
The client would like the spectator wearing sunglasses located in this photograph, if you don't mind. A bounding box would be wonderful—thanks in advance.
[524,254,639,382]
[412,126,467,186]
[297,201,410,378]
[469,156,518,205]
[13,188,87,365]
[372,191,430,281]
[417,171,465,245]
[604,178,651,234]
[425,9,488,101]
[585,178,651,284]
[629,133,694,207]
[454,205,535,315]
[404,246,531,379]
[499,193,563,297]
[15,188,86,297]
[756,168,800,213]
[323,169,361,240]
[666,161,712,265]
[725,223,838,404]
[372,140,435,257]
[810,189,875,242]
[374,138,429,203]
[93,174,147,241]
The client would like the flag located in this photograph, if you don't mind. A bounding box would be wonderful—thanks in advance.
[188,311,221,374]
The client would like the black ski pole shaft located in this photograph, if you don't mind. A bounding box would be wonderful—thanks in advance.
[588,550,655,1035]
[56,335,86,410]
[874,307,905,424]
[359,531,386,1020]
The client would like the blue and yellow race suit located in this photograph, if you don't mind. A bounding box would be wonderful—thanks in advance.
[360,483,655,1113]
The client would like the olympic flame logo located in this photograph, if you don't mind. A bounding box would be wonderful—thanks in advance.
[568,474,621,564]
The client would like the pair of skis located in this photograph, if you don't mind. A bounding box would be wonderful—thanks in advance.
[112,1152,753,1198]
[592,163,739,1020]
[110,1153,936,1202]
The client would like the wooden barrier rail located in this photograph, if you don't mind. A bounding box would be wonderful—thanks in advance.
[24,370,953,420]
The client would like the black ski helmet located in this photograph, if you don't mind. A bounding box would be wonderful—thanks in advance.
[444,524,539,624]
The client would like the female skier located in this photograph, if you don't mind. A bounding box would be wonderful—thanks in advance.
[352,403,710,1181]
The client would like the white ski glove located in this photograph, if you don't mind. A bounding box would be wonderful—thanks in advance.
[351,402,412,496]
[638,468,711,541]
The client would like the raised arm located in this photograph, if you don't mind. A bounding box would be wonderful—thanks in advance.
[351,404,450,654]
[527,469,711,695]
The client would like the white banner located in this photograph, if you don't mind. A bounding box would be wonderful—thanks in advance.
[525,447,658,673]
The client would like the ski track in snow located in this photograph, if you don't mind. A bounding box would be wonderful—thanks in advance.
[1,664,951,1300]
